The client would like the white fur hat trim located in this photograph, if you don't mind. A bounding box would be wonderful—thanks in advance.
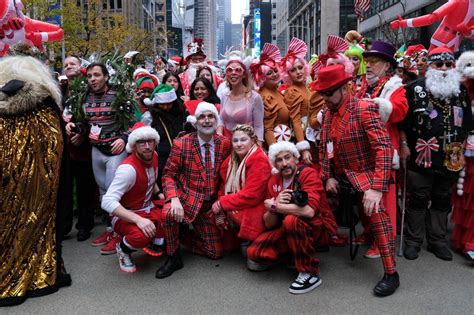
[268,141,300,166]
[126,125,160,153]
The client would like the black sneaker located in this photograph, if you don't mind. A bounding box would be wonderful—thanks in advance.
[403,245,420,260]
[427,244,453,261]
[289,272,322,294]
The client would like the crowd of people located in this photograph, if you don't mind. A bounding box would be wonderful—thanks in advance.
[1,30,473,306]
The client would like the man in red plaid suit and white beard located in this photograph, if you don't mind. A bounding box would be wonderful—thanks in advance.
[156,102,231,279]
[317,64,400,297]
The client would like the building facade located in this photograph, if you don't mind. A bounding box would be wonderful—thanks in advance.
[194,0,217,61]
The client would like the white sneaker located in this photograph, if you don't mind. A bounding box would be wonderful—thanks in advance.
[289,272,322,294]
[116,243,136,273]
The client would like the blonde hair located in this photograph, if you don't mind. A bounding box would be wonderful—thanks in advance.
[232,124,258,142]
[0,56,62,107]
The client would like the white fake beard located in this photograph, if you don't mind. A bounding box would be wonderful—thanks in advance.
[426,68,461,99]
[186,62,203,85]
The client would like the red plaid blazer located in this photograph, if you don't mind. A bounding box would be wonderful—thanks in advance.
[319,97,393,192]
[163,132,231,223]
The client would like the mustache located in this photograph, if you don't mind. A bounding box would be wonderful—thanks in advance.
[281,166,292,171]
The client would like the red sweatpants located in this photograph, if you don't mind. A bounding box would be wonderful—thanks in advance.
[247,215,322,275]
[113,208,164,250]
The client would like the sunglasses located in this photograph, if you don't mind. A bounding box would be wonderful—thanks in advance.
[226,67,244,75]
[433,61,453,68]
[320,86,340,97]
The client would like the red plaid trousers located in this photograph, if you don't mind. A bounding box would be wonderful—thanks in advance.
[247,214,322,275]
[162,202,223,259]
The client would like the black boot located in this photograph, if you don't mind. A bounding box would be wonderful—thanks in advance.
[373,272,400,297]
[156,251,184,279]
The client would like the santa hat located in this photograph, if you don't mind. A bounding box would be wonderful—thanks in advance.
[124,51,140,59]
[143,84,177,106]
[456,51,474,79]
[126,122,160,153]
[186,101,219,126]
[133,68,150,81]
[428,46,455,63]
[268,141,300,166]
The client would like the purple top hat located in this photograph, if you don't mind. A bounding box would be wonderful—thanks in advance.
[363,40,397,67]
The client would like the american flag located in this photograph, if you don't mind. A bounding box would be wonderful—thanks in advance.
[355,0,371,21]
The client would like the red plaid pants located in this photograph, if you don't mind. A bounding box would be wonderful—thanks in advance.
[162,202,223,259]
[247,215,321,275]
[113,207,164,250]
[370,208,397,274]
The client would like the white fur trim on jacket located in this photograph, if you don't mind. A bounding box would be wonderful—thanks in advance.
[268,141,300,165]
[371,97,393,123]
[379,75,403,100]
[295,140,311,152]
[126,126,160,153]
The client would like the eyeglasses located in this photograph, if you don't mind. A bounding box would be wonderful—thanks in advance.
[226,67,244,75]
[320,87,340,97]
[433,61,453,68]
[136,139,155,146]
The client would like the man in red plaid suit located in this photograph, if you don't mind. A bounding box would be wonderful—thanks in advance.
[156,102,231,279]
[247,141,337,295]
[316,64,400,297]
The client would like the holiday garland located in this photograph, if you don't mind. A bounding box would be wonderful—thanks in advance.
[66,52,138,131]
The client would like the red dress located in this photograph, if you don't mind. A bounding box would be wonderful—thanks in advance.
[451,79,474,253]
[451,157,474,253]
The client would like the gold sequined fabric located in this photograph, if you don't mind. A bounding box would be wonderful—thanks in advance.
[0,105,63,301]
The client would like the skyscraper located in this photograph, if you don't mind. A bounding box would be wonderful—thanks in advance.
[194,0,217,61]
[217,0,232,57]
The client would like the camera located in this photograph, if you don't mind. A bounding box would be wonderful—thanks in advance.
[71,125,82,134]
[290,189,308,207]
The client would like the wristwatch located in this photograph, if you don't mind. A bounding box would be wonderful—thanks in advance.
[270,200,278,213]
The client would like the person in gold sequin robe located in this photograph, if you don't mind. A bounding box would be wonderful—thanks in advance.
[0,56,71,307]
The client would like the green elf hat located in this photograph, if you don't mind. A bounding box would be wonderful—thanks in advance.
[143,84,177,106]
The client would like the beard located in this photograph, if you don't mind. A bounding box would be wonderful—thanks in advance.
[461,66,474,79]
[186,62,204,85]
[426,68,461,99]
[196,123,217,135]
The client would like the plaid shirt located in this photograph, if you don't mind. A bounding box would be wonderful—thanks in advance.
[319,96,393,192]
[163,132,231,223]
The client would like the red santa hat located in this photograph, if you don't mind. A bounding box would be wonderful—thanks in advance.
[268,141,301,166]
[186,101,219,126]
[126,122,160,153]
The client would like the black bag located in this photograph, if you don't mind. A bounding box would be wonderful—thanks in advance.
[333,176,359,260]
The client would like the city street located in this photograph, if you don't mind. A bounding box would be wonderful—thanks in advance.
[8,224,473,314]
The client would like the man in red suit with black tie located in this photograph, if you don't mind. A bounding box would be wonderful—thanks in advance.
[156,102,231,278]
[317,64,400,297]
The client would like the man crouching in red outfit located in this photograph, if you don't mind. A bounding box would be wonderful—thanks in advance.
[101,122,163,273]
[247,141,337,295]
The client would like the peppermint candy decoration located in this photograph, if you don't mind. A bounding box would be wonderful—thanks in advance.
[274,124,292,142]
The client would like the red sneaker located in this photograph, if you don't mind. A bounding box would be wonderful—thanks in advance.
[364,244,381,259]
[329,234,348,247]
[100,233,122,255]
[91,229,112,247]
[352,233,372,245]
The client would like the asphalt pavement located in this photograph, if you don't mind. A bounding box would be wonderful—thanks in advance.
[6,224,474,314]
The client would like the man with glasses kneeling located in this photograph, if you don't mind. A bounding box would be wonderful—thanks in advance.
[101,122,163,273]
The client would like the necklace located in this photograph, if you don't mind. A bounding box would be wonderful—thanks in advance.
[428,92,453,149]
[369,76,390,99]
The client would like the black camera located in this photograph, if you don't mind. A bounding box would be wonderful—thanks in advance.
[290,189,308,207]
[71,125,82,134]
